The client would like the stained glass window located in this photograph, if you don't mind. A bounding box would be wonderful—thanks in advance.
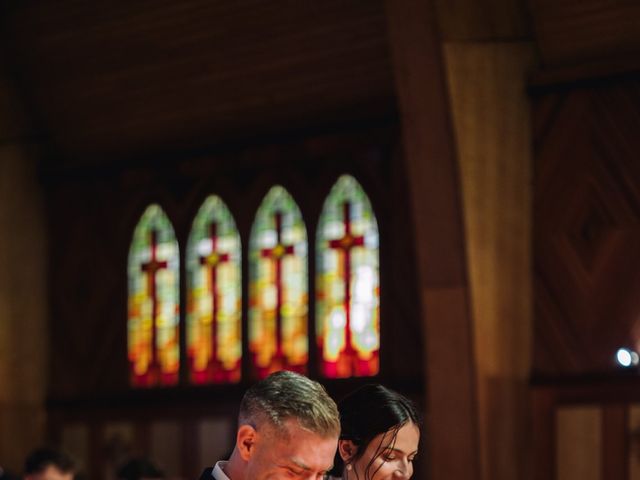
[127,204,180,387]
[316,175,380,378]
[249,186,308,378]
[186,195,242,384]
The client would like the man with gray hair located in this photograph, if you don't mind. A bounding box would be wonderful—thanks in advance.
[199,370,340,480]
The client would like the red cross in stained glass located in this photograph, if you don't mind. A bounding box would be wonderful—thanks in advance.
[260,212,295,364]
[328,202,365,368]
[198,222,231,381]
[140,229,168,380]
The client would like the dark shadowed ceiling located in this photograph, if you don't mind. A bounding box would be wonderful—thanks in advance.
[2,0,640,169]
[1,0,396,166]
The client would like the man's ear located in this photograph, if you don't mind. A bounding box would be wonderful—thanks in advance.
[338,439,358,462]
[236,425,258,461]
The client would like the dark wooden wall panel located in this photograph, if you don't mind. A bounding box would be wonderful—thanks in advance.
[532,379,640,480]
[602,404,628,479]
[533,77,640,375]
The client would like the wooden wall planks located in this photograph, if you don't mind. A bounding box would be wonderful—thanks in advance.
[532,78,640,375]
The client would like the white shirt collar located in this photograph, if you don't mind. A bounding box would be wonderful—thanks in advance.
[211,461,231,480]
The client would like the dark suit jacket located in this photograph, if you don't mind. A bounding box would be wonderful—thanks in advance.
[198,467,214,480]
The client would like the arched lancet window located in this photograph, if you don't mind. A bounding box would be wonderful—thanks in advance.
[316,175,380,378]
[127,204,180,387]
[249,186,308,378]
[186,195,242,384]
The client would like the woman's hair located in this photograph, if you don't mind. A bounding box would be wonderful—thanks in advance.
[329,384,420,479]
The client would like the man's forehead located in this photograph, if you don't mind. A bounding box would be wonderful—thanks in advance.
[261,417,308,438]
[266,420,337,467]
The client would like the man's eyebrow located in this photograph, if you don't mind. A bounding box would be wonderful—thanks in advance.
[290,458,333,473]
[290,459,311,471]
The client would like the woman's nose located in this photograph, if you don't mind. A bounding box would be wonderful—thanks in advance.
[393,460,412,478]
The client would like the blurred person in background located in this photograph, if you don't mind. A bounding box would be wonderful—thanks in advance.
[23,447,75,480]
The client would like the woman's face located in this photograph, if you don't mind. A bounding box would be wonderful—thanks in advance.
[342,422,420,480]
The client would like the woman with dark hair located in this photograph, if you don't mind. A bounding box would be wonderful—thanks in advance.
[329,384,420,480]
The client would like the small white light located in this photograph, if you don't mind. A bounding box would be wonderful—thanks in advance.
[616,348,639,368]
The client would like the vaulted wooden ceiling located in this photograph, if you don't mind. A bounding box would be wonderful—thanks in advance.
[2,0,639,168]
[1,0,396,166]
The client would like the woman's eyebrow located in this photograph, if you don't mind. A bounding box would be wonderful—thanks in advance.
[383,447,404,453]
[382,447,418,455]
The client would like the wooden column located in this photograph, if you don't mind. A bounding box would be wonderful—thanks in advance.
[0,55,48,472]
[444,42,535,480]
[386,1,481,479]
